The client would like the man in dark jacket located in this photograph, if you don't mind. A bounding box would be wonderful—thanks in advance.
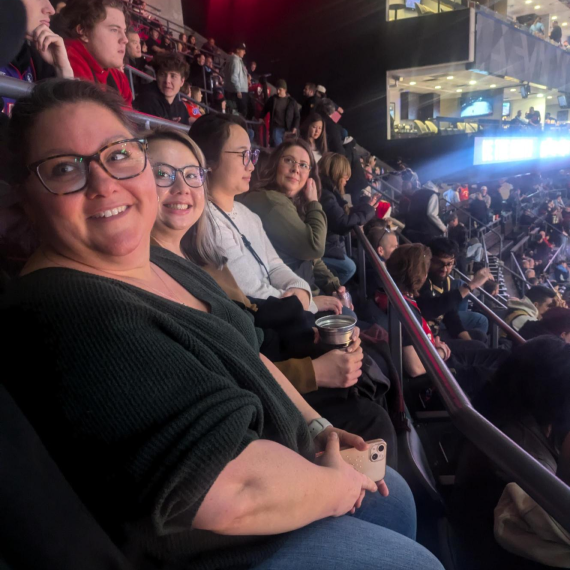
[403,182,447,244]
[262,79,300,146]
[418,238,491,341]
[316,98,346,156]
[469,192,490,225]
[300,82,318,120]
[134,53,190,125]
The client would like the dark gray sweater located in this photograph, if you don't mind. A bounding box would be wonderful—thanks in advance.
[1,247,314,569]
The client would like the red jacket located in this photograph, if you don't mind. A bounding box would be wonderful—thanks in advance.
[64,39,133,107]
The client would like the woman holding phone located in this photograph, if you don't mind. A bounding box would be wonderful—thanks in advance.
[2,80,442,570]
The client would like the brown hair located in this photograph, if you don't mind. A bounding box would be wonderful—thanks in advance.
[62,0,128,38]
[253,138,321,220]
[386,244,431,297]
[318,152,351,195]
[300,112,327,156]
[146,128,225,269]
[151,53,189,79]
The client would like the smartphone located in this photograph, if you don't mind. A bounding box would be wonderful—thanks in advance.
[317,438,387,482]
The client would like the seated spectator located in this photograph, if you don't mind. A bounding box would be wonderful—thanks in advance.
[300,112,328,163]
[224,41,249,116]
[447,212,468,273]
[554,259,570,283]
[482,279,500,306]
[316,98,346,155]
[532,230,553,267]
[453,337,570,568]
[145,127,399,466]
[180,84,204,119]
[123,27,151,92]
[368,223,399,262]
[61,0,132,105]
[249,60,259,81]
[144,26,164,55]
[469,191,490,225]
[200,37,218,57]
[301,82,319,120]
[189,114,319,312]
[386,244,508,397]
[417,237,490,341]
[505,285,556,331]
[189,51,207,90]
[318,152,378,285]
[1,0,74,115]
[403,181,446,244]
[262,79,300,147]
[4,79,444,570]
[177,32,189,54]
[241,139,355,314]
[519,307,570,341]
[133,53,190,124]
[162,31,175,53]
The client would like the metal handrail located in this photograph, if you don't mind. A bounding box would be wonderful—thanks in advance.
[453,268,508,310]
[509,252,531,293]
[354,226,570,532]
[544,241,567,273]
[0,75,190,133]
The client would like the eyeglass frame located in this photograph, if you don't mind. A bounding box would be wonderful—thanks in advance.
[27,138,149,195]
[224,148,260,167]
[152,162,211,189]
[281,155,311,171]
[432,256,455,269]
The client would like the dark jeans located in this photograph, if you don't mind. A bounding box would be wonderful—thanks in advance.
[226,91,249,117]
[447,339,509,398]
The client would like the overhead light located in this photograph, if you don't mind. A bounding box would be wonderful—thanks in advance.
[469,80,477,85]
[490,84,497,88]
[456,89,463,92]
[446,76,454,80]
[510,88,516,91]
[435,85,441,89]
[525,0,532,3]
[537,93,544,98]
[547,95,553,99]
[563,22,568,26]
[534,4,540,8]
[410,81,417,85]
[552,15,558,19]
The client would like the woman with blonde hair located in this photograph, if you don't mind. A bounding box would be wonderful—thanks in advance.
[319,152,378,284]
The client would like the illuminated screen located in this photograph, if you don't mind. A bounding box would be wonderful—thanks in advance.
[502,102,511,116]
[460,99,493,118]
[473,137,570,165]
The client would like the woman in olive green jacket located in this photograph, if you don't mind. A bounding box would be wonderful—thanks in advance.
[241,139,351,312]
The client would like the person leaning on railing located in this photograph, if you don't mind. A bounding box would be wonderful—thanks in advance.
[61,0,133,105]
[2,78,444,570]
[0,0,74,115]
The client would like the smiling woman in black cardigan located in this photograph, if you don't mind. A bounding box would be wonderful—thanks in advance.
[1,79,442,570]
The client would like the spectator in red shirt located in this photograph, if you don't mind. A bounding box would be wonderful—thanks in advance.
[62,0,132,105]
[458,183,469,201]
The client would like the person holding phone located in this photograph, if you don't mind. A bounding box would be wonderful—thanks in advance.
[3,79,443,570]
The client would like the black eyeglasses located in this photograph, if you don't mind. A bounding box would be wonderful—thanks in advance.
[224,148,260,167]
[433,257,455,269]
[27,138,148,195]
[152,163,210,189]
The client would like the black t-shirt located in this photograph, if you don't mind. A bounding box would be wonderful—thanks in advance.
[272,96,289,128]
[145,37,162,55]
[133,82,190,125]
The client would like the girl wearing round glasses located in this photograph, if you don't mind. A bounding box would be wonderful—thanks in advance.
[2,79,442,570]
[241,139,352,315]
[190,113,317,312]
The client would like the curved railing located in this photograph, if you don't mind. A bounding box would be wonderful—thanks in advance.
[354,225,570,532]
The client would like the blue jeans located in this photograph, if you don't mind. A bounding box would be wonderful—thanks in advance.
[323,255,357,285]
[459,310,488,334]
[272,127,286,146]
[251,467,443,570]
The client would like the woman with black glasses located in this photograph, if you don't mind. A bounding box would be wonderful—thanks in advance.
[190,113,321,312]
[2,79,443,570]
